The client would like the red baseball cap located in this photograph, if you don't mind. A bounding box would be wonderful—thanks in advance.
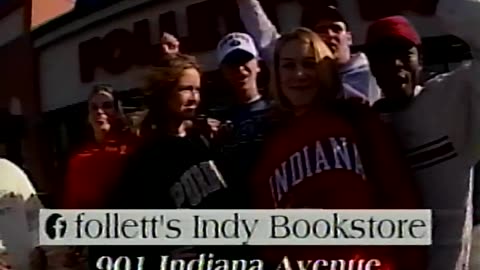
[366,16,421,46]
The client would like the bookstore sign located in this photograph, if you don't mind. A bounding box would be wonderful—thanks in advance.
[78,0,248,83]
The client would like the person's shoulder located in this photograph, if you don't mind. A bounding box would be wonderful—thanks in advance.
[0,159,35,199]
[68,142,100,162]
[372,98,394,113]
[341,97,373,112]
[0,159,27,177]
[249,98,273,118]
[425,62,472,88]
[341,52,370,74]
[335,99,388,129]
[129,137,160,158]
[251,97,271,107]
[0,158,20,168]
[113,129,142,155]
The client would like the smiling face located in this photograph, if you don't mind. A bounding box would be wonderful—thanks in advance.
[167,68,201,119]
[88,91,117,133]
[367,39,421,104]
[274,29,339,113]
[278,40,320,109]
[313,19,352,64]
[220,50,261,101]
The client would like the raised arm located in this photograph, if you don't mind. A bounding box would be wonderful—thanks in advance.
[236,0,280,63]
[434,0,480,164]
[393,1,480,269]
[401,0,480,164]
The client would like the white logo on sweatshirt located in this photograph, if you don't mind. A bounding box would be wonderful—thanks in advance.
[269,137,365,205]
[169,161,227,208]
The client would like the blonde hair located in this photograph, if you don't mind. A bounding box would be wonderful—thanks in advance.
[270,27,342,115]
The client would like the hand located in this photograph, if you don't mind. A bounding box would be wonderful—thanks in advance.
[214,120,234,146]
[160,32,180,55]
[195,116,222,140]
[206,118,221,136]
[161,43,179,55]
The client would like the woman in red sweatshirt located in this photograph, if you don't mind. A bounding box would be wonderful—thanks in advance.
[62,84,139,209]
[250,28,426,270]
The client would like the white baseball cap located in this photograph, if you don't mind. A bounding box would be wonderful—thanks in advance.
[216,32,259,65]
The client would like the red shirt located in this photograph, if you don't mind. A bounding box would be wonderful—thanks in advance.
[250,107,426,270]
[62,130,139,209]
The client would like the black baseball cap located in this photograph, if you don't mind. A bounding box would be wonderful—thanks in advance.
[301,5,348,30]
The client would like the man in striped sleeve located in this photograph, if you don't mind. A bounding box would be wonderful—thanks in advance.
[364,0,480,269]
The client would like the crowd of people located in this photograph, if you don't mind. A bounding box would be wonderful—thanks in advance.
[2,0,480,269]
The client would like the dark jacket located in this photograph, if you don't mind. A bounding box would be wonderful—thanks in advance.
[88,130,239,269]
[213,98,272,208]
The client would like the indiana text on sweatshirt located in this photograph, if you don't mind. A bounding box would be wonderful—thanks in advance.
[250,106,425,270]
[269,137,365,207]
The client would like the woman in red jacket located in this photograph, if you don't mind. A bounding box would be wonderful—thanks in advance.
[250,28,425,270]
[62,84,139,209]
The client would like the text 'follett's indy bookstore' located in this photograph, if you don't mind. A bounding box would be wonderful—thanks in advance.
[0,0,472,203]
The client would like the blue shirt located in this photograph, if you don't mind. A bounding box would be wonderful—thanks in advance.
[213,98,272,207]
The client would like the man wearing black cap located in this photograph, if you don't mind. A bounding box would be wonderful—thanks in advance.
[235,0,381,105]
[363,1,480,269]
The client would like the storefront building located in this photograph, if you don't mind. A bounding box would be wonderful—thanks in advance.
[0,0,73,201]
[0,0,472,203]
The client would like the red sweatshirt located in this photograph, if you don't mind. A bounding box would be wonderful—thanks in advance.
[250,104,426,270]
[62,130,139,209]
